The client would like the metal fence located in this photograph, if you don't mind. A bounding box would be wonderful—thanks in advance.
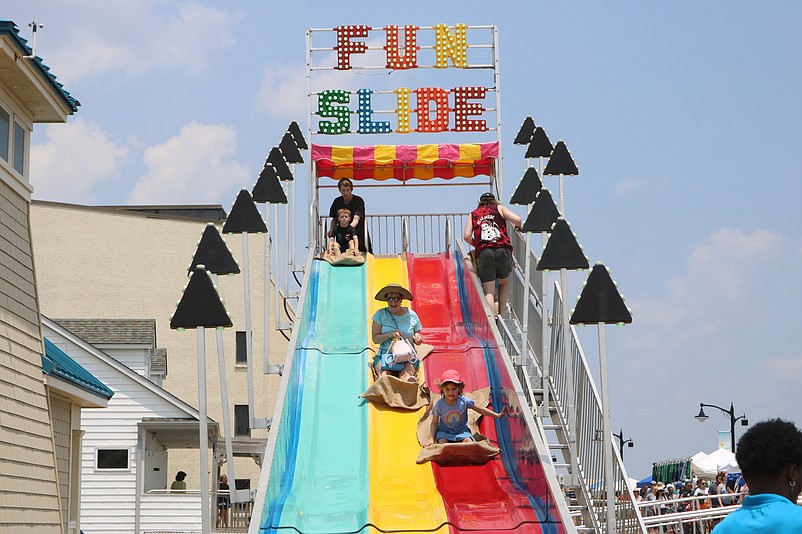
[317,212,468,255]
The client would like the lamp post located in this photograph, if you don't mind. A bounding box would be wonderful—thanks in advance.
[613,429,634,460]
[695,402,748,453]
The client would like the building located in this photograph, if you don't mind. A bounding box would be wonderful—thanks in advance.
[42,333,113,534]
[43,316,226,533]
[30,201,288,497]
[0,19,79,532]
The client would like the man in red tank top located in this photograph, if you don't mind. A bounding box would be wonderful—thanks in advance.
[463,192,522,317]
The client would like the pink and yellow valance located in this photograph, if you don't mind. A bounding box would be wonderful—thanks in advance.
[312,142,498,181]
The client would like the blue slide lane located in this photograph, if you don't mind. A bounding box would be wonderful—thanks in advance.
[454,251,561,533]
[261,261,370,533]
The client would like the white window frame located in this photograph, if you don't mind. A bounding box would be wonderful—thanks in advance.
[0,102,11,164]
[95,447,132,472]
[12,117,27,176]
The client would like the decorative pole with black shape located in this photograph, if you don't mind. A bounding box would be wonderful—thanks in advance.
[170,265,233,533]
[542,140,578,217]
[252,152,289,377]
[521,188,561,417]
[537,217,589,487]
[509,166,542,365]
[187,223,240,504]
[570,262,633,534]
[223,189,268,431]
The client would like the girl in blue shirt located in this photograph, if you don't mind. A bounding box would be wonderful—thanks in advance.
[424,369,504,446]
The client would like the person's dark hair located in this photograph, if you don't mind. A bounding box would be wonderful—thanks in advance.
[176,471,187,481]
[736,418,802,479]
[478,192,497,207]
[337,178,353,190]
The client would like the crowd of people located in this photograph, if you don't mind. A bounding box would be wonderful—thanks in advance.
[630,474,744,533]
[626,418,802,533]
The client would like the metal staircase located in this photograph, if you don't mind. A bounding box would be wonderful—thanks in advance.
[484,230,648,534]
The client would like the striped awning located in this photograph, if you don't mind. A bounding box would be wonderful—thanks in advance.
[312,142,498,181]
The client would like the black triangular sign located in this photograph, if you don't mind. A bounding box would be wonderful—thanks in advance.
[525,127,554,158]
[252,164,288,204]
[537,218,589,271]
[279,132,304,164]
[570,263,632,325]
[522,189,560,233]
[266,147,294,181]
[188,224,240,275]
[222,189,267,234]
[513,116,536,145]
[288,121,308,150]
[543,141,579,175]
[510,167,542,205]
[170,266,233,329]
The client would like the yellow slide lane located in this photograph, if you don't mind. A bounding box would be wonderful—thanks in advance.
[365,254,449,533]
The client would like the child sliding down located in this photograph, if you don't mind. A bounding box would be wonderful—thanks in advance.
[424,369,504,447]
[327,208,360,257]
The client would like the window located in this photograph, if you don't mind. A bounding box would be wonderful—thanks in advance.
[234,478,250,491]
[12,121,24,174]
[96,449,129,470]
[234,405,250,437]
[235,331,247,365]
[0,107,9,161]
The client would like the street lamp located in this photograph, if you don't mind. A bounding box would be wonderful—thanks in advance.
[695,402,748,453]
[613,429,634,460]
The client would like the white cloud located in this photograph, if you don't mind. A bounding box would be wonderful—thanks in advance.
[613,176,644,195]
[127,121,249,205]
[765,356,802,383]
[622,227,784,363]
[255,37,406,121]
[254,63,308,120]
[30,118,127,203]
[44,2,240,82]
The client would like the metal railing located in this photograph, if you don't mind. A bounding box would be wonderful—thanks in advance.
[317,212,468,255]
[490,226,647,533]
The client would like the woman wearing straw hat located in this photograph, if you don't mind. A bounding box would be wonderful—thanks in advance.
[371,283,423,382]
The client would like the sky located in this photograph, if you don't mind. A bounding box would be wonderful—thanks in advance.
[5,1,802,479]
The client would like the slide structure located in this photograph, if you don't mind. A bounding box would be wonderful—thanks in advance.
[253,252,570,533]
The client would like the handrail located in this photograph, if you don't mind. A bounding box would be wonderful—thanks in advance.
[402,217,409,253]
[491,228,647,533]
[444,217,451,259]
[317,212,469,255]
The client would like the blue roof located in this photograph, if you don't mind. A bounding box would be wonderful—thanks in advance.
[42,338,114,400]
[0,20,80,112]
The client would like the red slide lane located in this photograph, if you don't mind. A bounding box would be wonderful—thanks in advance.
[407,253,545,533]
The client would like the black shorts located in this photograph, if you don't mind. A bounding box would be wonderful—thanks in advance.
[476,247,513,283]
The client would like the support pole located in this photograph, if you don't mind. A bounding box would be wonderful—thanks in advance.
[263,206,271,374]
[212,274,236,504]
[539,230,550,417]
[521,228,531,363]
[561,267,578,486]
[538,155,551,418]
[598,323,616,534]
[242,231,256,430]
[196,328,211,534]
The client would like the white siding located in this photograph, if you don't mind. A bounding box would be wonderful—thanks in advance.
[140,493,202,532]
[44,328,202,534]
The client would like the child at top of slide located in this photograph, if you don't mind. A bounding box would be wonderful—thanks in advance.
[327,207,360,257]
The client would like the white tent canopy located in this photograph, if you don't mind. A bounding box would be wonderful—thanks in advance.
[691,448,739,478]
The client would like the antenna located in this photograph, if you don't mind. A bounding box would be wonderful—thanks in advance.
[23,20,44,59]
